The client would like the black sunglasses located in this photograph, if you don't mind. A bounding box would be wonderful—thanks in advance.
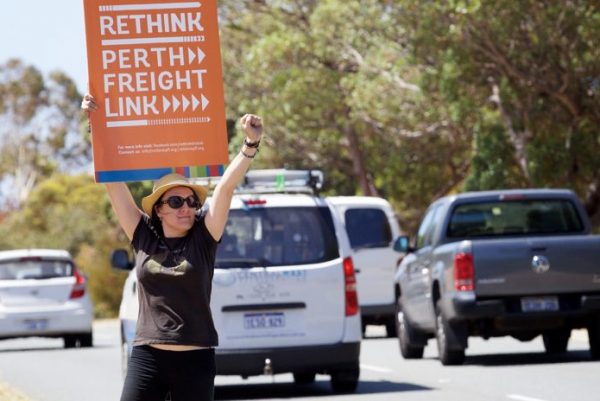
[158,195,200,210]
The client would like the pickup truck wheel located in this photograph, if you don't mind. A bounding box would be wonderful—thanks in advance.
[542,329,570,354]
[435,302,466,366]
[396,297,424,359]
[588,315,600,360]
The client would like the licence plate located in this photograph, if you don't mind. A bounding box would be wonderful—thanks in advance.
[23,319,48,331]
[521,296,559,312]
[244,312,285,329]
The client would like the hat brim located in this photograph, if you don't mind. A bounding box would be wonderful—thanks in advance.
[141,181,208,215]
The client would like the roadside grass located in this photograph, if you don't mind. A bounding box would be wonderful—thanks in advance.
[0,382,31,401]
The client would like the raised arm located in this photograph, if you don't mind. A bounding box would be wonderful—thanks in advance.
[104,183,143,241]
[81,94,142,241]
[205,114,263,241]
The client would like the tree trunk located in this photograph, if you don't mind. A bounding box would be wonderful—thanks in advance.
[584,174,600,219]
[342,120,378,196]
[490,84,532,184]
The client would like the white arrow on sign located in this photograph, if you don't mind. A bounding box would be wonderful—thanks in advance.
[162,96,171,113]
[172,96,181,112]
[162,94,209,113]
[188,48,206,64]
[186,94,209,111]
[191,94,200,111]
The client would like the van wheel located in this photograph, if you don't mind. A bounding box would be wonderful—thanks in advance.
[293,372,316,385]
[330,366,359,394]
[396,297,424,359]
[435,302,466,365]
[542,329,570,354]
[588,315,600,360]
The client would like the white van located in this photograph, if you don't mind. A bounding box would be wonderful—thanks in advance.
[328,196,402,337]
[114,170,362,393]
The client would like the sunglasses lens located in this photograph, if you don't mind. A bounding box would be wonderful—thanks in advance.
[166,196,184,208]
[164,196,199,209]
[187,198,200,208]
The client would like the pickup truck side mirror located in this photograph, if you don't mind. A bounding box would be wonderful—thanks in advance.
[111,249,134,271]
[393,235,412,253]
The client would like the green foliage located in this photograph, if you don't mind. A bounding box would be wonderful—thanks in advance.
[464,114,526,191]
[219,0,473,232]
[399,0,600,204]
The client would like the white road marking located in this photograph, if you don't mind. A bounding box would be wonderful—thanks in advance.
[360,364,393,373]
[507,394,549,401]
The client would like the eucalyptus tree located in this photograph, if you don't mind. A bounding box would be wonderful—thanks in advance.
[0,58,88,209]
[218,0,472,230]
[398,0,600,217]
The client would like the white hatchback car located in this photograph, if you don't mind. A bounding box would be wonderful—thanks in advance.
[0,249,94,347]
[328,196,402,337]
[114,170,362,393]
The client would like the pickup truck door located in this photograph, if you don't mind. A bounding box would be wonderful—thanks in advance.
[403,205,440,329]
[405,246,434,327]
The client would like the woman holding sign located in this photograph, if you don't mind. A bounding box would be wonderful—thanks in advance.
[83,94,262,401]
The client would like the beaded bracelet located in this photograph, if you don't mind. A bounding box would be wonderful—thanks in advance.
[240,148,257,159]
[244,138,261,148]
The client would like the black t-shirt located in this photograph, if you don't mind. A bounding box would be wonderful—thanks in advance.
[131,213,219,347]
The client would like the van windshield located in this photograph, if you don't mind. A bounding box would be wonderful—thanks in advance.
[447,199,584,238]
[216,207,339,268]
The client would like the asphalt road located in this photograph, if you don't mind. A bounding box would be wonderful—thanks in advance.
[0,322,599,401]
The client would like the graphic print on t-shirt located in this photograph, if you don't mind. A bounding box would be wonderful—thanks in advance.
[144,252,192,276]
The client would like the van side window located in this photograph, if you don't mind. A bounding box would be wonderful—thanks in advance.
[345,208,392,250]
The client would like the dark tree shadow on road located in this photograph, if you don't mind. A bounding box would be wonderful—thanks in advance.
[215,379,431,400]
[435,350,595,367]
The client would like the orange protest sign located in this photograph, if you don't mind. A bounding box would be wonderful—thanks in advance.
[83,0,228,182]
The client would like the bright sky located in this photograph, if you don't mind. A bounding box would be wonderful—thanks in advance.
[0,1,89,93]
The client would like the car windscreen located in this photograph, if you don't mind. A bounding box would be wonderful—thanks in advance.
[447,199,584,238]
[216,206,339,268]
[0,259,74,280]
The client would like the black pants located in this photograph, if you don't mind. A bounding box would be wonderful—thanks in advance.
[120,345,216,401]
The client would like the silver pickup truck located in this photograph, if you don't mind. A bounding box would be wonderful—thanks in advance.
[393,189,600,365]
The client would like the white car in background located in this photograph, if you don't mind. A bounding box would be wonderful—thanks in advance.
[114,170,362,393]
[0,249,94,348]
[328,196,402,337]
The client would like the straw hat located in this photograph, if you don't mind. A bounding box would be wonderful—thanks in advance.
[141,173,208,215]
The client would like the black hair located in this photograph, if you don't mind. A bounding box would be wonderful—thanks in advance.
[150,200,166,238]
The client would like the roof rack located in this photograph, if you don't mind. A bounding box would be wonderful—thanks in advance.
[237,169,324,195]
[190,176,221,190]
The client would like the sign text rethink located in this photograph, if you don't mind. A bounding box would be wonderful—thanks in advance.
[83,0,228,182]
